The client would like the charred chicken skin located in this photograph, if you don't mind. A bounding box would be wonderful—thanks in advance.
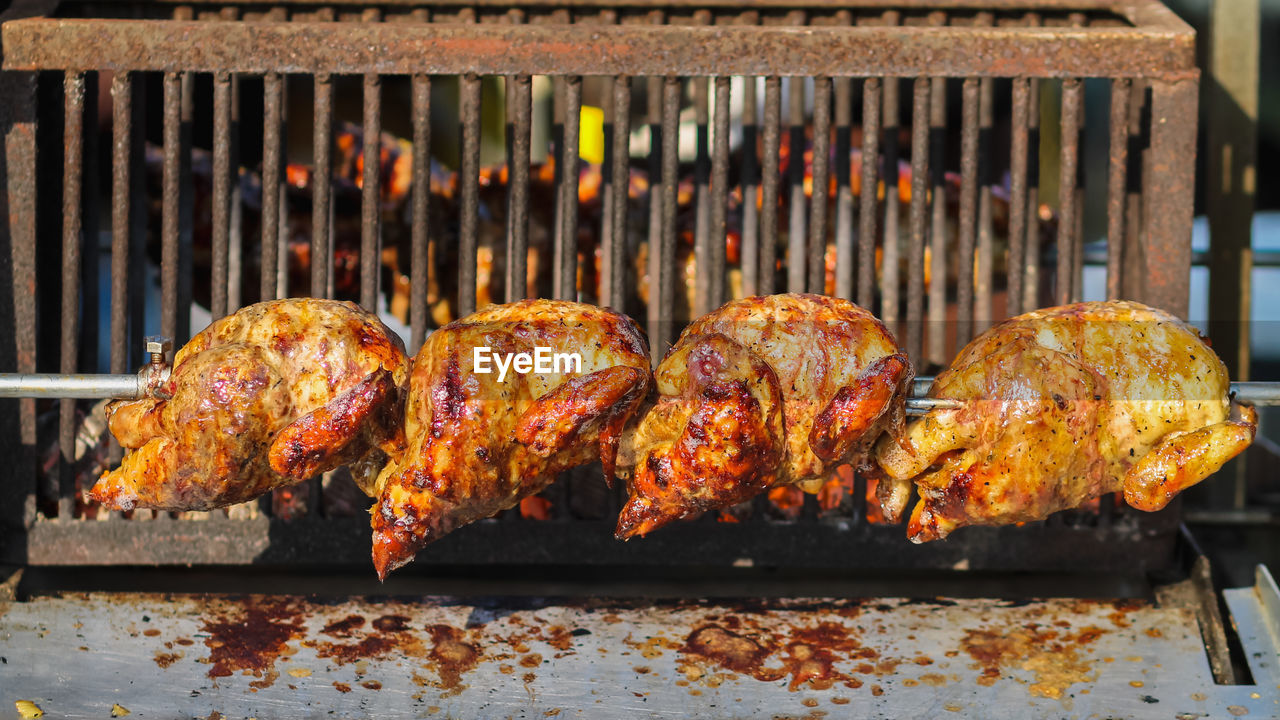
[371,300,651,579]
[616,293,912,538]
[91,299,409,511]
[876,300,1257,542]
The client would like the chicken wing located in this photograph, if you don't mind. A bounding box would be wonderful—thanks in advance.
[370,299,651,579]
[875,300,1257,542]
[91,298,409,511]
[616,293,911,538]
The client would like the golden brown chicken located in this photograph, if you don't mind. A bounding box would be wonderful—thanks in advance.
[91,299,409,511]
[876,300,1257,542]
[616,293,912,538]
[371,299,651,579]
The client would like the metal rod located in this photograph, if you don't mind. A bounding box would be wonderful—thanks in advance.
[607,75,629,311]
[741,76,759,297]
[858,78,880,311]
[975,75,995,332]
[834,75,853,301]
[410,73,432,350]
[261,72,282,303]
[786,76,806,294]
[927,74,947,366]
[507,73,531,304]
[211,71,231,319]
[1106,78,1130,302]
[906,77,929,366]
[162,71,181,342]
[0,374,143,400]
[458,73,481,317]
[556,75,582,301]
[1007,76,1029,317]
[709,76,730,311]
[1057,77,1082,306]
[312,73,332,299]
[657,75,680,360]
[61,71,85,506]
[808,76,830,295]
[361,73,383,312]
[693,74,712,318]
[4,371,1276,410]
[759,76,781,296]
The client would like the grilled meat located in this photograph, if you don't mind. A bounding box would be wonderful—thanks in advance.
[875,300,1258,541]
[91,299,409,511]
[615,293,911,538]
[370,299,651,579]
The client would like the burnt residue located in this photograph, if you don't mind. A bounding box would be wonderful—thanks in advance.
[681,621,871,691]
[961,623,1100,699]
[321,614,366,638]
[427,624,482,694]
[202,599,305,690]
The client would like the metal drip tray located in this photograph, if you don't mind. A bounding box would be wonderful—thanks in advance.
[3,571,1278,719]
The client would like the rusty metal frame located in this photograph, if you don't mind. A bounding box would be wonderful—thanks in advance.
[0,0,1202,569]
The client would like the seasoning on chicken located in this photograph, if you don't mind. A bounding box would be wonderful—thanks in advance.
[90,299,409,512]
[371,300,652,579]
[615,293,912,538]
[875,300,1258,542]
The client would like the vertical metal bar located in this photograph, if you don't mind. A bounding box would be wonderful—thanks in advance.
[360,73,384,312]
[1024,74,1042,311]
[128,74,148,371]
[1106,79,1130,302]
[881,77,901,327]
[693,75,712,317]
[556,76,582,301]
[1207,0,1258,381]
[409,74,433,350]
[161,71,181,343]
[458,73,481,317]
[956,78,979,350]
[906,78,929,366]
[60,72,85,516]
[606,76,631,311]
[226,68,243,314]
[108,73,131,466]
[598,73,616,307]
[741,77,760,297]
[759,76,781,296]
[312,74,333,299]
[553,75,567,266]
[808,77,831,295]
[178,70,194,343]
[975,76,995,331]
[211,72,231,319]
[834,75,853,301]
[927,76,947,365]
[1143,79,1197,318]
[1056,78,1082,307]
[709,76,730,311]
[261,72,283,303]
[786,77,806,294]
[858,78,880,311]
[655,76,680,363]
[79,72,100,374]
[506,74,531,305]
[1007,77,1029,318]
[0,70,39,528]
[646,74,663,350]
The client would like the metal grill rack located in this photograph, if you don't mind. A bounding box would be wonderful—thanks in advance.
[0,0,1198,570]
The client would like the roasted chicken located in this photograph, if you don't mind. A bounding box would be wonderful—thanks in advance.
[876,300,1258,542]
[371,299,651,579]
[91,299,409,511]
[616,293,912,538]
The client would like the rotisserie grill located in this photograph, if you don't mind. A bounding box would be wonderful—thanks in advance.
[1,0,1278,717]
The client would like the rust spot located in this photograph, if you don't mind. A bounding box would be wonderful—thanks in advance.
[522,672,537,684]
[361,680,382,691]
[427,624,481,694]
[803,698,819,707]
[1144,627,1163,638]
[322,615,366,638]
[154,651,182,668]
[143,629,161,637]
[176,638,194,647]
[685,625,770,674]
[202,599,304,690]
[520,653,544,668]
[961,626,1098,699]
[333,681,351,693]
[871,684,884,696]
[373,614,411,633]
[633,666,650,674]
[920,673,947,687]
[831,697,850,705]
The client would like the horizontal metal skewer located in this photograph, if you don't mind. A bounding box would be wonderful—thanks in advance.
[0,372,1274,410]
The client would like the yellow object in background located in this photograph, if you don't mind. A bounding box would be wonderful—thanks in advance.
[579,106,605,165]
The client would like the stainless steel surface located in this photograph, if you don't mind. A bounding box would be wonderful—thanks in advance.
[0,589,1274,719]
[1222,565,1280,690]
[912,376,1280,407]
